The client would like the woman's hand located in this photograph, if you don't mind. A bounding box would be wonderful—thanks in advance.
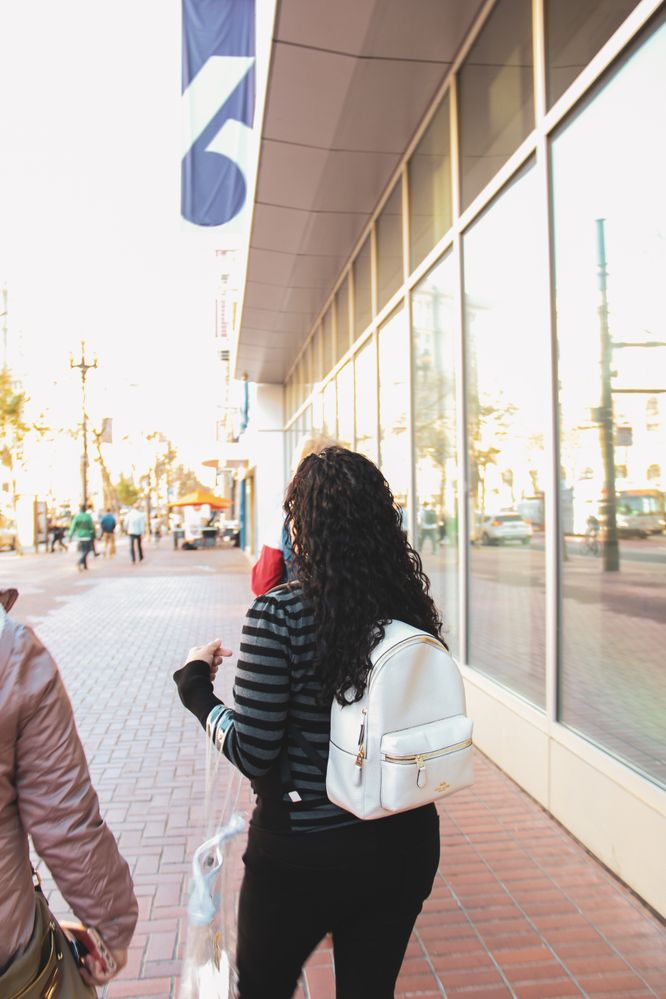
[174,640,232,723]
[79,946,127,987]
[185,638,233,682]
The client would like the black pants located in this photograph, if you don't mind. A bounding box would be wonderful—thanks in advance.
[236,804,440,999]
[130,534,143,562]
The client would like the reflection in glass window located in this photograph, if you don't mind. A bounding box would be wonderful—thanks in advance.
[378,307,409,530]
[337,362,354,449]
[312,326,322,384]
[409,95,452,271]
[377,181,404,312]
[545,0,639,107]
[458,0,534,210]
[464,163,547,707]
[322,378,337,439]
[322,307,334,378]
[353,237,372,337]
[552,19,666,786]
[285,423,298,481]
[303,342,313,401]
[294,359,303,409]
[336,277,351,362]
[412,252,459,655]
[355,338,378,461]
[285,377,292,423]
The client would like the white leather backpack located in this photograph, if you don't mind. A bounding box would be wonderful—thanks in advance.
[325,621,474,820]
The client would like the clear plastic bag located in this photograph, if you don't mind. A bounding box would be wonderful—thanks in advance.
[179,717,247,999]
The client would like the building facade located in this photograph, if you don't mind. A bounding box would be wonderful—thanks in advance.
[232,0,666,913]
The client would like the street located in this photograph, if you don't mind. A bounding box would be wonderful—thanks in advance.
[3,541,665,997]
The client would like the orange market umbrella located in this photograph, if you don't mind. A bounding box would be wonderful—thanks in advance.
[168,489,231,510]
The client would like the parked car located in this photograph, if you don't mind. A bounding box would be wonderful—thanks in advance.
[0,514,17,551]
[478,513,532,546]
[616,489,665,538]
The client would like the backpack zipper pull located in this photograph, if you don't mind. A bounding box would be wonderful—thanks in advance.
[354,708,367,772]
[416,754,427,788]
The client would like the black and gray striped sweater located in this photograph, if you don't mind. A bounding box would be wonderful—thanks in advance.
[175,583,360,833]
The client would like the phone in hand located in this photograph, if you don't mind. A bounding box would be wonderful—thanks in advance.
[60,922,117,975]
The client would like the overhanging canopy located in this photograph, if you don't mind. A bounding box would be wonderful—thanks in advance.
[169,489,231,510]
[235,0,483,384]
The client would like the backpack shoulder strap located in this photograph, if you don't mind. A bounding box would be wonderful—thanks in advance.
[289,725,327,776]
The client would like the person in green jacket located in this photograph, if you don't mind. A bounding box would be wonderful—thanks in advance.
[68,504,96,571]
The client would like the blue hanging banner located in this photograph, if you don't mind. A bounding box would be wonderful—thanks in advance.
[182,0,256,228]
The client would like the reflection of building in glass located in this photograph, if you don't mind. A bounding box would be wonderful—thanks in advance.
[228,2,666,916]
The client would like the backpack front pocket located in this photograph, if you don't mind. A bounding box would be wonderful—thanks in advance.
[380,715,473,812]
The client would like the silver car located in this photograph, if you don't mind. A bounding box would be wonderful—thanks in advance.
[479,513,532,546]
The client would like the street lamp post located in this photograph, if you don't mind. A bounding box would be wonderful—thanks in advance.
[70,341,98,508]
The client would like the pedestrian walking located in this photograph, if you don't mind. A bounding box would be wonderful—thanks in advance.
[48,520,68,552]
[0,587,138,995]
[418,501,439,554]
[175,446,444,998]
[124,503,145,564]
[68,504,96,571]
[100,508,117,558]
[151,516,162,544]
[87,504,101,558]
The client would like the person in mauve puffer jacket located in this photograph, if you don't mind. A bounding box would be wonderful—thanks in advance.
[0,588,138,985]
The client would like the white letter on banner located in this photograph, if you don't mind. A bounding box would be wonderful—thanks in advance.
[182,55,255,159]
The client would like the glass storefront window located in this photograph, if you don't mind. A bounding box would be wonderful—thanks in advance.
[294,359,303,409]
[322,378,337,439]
[377,181,404,312]
[285,377,292,423]
[378,306,409,532]
[545,0,640,107]
[412,252,460,656]
[336,276,351,362]
[311,388,323,436]
[285,422,298,480]
[464,163,547,707]
[290,376,296,418]
[552,19,666,786]
[312,325,323,384]
[353,237,372,338]
[458,0,534,210]
[354,338,378,462]
[337,361,354,449]
[409,95,452,271]
[322,306,334,377]
[303,342,313,400]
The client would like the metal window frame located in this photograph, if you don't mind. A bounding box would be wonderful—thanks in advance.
[283,0,665,743]
[284,0,661,413]
[533,0,559,726]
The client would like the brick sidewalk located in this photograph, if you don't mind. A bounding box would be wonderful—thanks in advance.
[6,543,665,998]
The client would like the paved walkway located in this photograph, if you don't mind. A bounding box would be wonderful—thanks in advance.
[5,541,665,998]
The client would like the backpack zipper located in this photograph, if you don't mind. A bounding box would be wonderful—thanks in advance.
[351,634,447,781]
[383,738,472,763]
[369,633,444,691]
[354,708,367,770]
[383,737,472,788]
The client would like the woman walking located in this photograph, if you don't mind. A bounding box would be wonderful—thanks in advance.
[174,447,444,998]
[0,587,137,994]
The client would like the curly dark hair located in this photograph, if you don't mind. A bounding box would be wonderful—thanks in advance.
[284,446,445,705]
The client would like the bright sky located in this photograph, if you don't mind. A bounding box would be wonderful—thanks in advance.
[0,0,247,481]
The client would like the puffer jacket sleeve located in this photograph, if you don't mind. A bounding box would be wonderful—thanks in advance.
[14,623,138,949]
